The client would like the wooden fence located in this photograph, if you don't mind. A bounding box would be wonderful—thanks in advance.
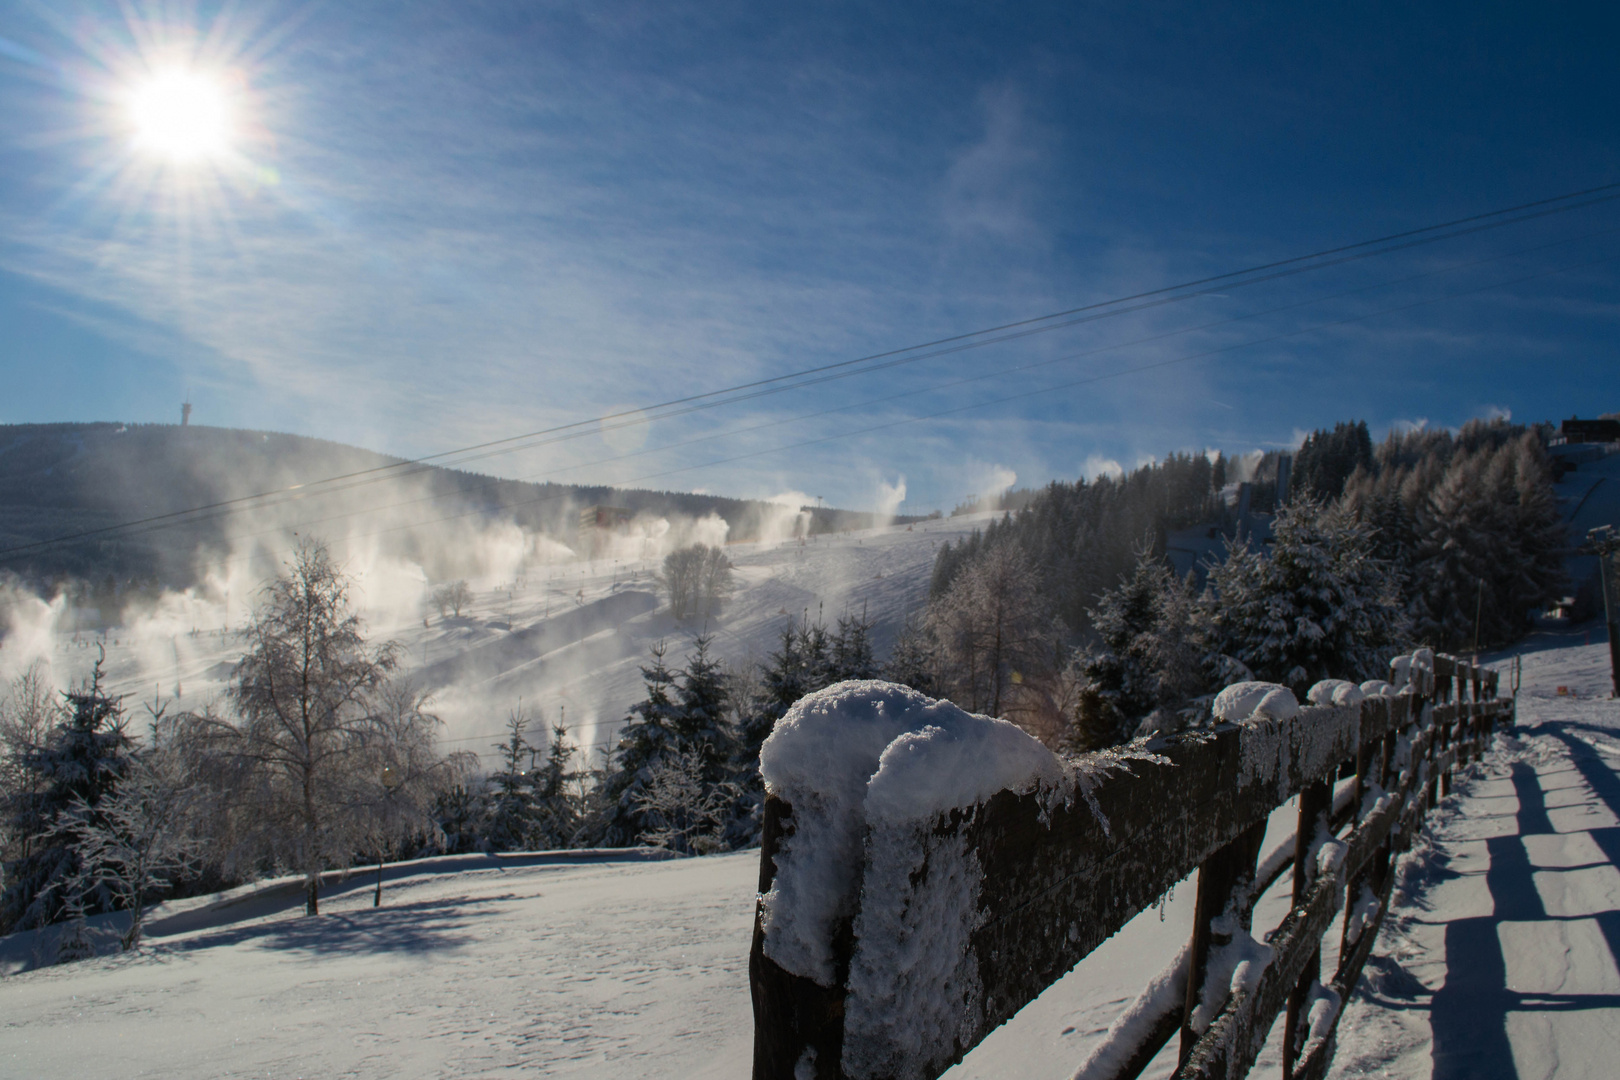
[750,654,1513,1080]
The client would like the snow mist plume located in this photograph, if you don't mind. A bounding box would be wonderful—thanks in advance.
[874,476,907,525]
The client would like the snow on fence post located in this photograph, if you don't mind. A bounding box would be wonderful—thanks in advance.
[748,659,1513,1080]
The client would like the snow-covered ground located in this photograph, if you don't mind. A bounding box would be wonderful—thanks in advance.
[1328,628,1620,1079]
[35,515,992,763]
[0,850,760,1078]
[7,619,1618,1078]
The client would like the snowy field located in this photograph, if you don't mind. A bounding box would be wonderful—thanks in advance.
[5,625,1618,1077]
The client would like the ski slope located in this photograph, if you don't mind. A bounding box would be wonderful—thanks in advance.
[37,515,993,762]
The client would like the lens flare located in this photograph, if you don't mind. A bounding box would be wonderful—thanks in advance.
[128,69,232,163]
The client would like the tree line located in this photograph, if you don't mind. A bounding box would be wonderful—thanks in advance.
[0,540,903,957]
[912,417,1565,749]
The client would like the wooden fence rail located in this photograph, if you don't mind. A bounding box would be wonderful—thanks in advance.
[750,654,1513,1080]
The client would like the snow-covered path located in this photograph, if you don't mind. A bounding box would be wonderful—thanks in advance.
[1332,634,1620,1079]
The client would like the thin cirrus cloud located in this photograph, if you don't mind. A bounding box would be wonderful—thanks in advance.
[1,2,1618,515]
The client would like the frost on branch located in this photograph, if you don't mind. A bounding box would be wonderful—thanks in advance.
[1068,740,1171,838]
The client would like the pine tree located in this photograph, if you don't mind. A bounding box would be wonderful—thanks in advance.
[431,780,488,855]
[60,746,206,951]
[739,621,811,759]
[1293,420,1374,501]
[884,613,940,696]
[534,723,581,848]
[1078,548,1180,745]
[1200,498,1407,690]
[829,610,879,681]
[0,652,136,933]
[484,707,539,851]
[1341,422,1565,652]
[600,641,682,846]
[674,635,735,783]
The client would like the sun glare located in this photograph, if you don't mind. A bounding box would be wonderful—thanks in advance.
[128,69,233,164]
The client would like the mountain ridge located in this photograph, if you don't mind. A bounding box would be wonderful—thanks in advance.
[0,421,914,589]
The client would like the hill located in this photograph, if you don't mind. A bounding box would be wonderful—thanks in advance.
[0,422,916,595]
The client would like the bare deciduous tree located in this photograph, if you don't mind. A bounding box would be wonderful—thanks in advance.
[926,544,1060,717]
[0,662,57,863]
[661,544,733,621]
[433,580,473,619]
[632,747,733,856]
[200,539,400,915]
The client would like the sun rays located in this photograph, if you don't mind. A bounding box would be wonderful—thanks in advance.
[21,3,295,304]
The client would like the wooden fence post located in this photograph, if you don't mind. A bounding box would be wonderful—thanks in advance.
[750,797,852,1080]
[1282,779,1332,1078]
[1180,819,1268,1063]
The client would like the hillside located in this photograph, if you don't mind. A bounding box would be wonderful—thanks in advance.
[0,422,914,591]
[26,512,989,761]
[3,632,1612,1079]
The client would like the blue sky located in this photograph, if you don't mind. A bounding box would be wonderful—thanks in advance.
[1,1,1618,514]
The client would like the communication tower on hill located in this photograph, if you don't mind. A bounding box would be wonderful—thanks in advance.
[181,399,193,427]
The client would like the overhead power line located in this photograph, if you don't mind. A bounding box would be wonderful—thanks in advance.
[122,237,1620,572]
[128,218,1620,558]
[2,180,1618,560]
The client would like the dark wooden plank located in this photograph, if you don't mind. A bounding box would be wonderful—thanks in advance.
[1433,654,1456,704]
[751,796,855,1080]
[830,704,1361,1080]
[1181,822,1268,1061]
[1176,683,1443,1080]
[1172,856,1345,1079]
[1282,780,1332,1078]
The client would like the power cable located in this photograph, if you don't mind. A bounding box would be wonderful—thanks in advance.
[4,181,1617,558]
[162,239,1619,569]
[80,221,1620,563]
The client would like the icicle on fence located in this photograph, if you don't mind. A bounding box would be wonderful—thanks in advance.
[748,652,1512,1080]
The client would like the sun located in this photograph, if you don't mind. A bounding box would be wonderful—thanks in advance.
[127,68,234,164]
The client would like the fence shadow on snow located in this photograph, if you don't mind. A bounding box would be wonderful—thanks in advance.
[749,652,1514,1080]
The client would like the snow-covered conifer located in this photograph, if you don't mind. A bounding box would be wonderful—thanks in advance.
[600,640,683,846]
[533,722,582,848]
[829,610,879,681]
[1076,547,1207,746]
[1200,498,1406,691]
[673,635,736,783]
[484,706,540,851]
[60,745,206,951]
[0,652,136,933]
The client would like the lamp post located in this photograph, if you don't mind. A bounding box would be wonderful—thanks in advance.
[374,765,403,907]
[1587,526,1620,699]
